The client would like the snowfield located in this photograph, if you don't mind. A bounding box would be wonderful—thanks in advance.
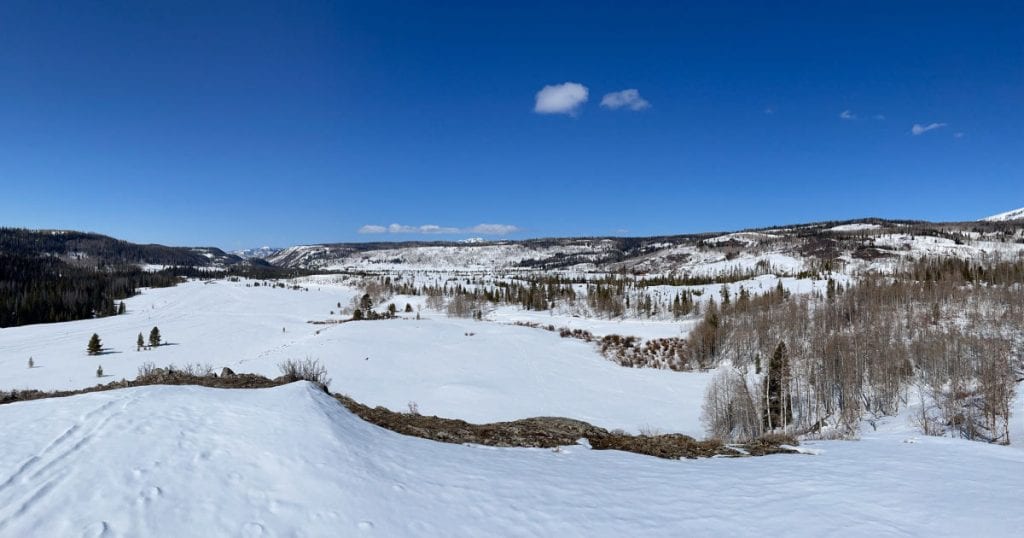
[1,382,1023,537]
[1,279,711,435]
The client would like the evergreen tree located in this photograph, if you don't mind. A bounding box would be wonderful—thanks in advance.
[149,326,161,347]
[405,303,413,313]
[28,356,34,368]
[359,293,373,311]
[763,341,792,431]
[137,332,145,351]
[118,301,126,315]
[87,333,102,355]
[96,364,104,377]
[353,309,364,321]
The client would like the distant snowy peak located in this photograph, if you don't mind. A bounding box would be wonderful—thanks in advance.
[459,237,486,244]
[982,207,1024,222]
[232,246,281,259]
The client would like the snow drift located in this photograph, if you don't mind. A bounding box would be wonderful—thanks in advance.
[1,382,1023,536]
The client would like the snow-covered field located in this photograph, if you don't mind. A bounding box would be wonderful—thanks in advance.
[4,275,1024,536]
[0,279,710,435]
[1,381,1022,537]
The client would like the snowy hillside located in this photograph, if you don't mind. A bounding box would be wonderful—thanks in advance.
[264,218,1024,276]
[983,207,1024,222]
[1,381,1022,536]
[231,246,280,259]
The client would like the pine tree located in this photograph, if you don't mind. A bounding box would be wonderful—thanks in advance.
[359,293,373,311]
[118,301,126,315]
[28,356,34,368]
[149,326,161,348]
[137,332,145,351]
[353,309,364,321]
[763,341,792,431]
[96,364,104,377]
[87,333,102,355]
[405,303,413,313]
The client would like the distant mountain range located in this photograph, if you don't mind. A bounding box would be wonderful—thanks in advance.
[0,228,248,268]
[5,206,1023,273]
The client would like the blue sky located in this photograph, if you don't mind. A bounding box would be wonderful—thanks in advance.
[0,1,1021,249]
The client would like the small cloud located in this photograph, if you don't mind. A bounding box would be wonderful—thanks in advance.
[359,223,520,236]
[763,106,776,115]
[387,223,417,233]
[534,82,589,115]
[954,132,965,138]
[600,89,651,111]
[417,224,460,234]
[911,122,947,135]
[357,225,387,234]
[839,110,856,120]
[469,224,520,235]
[873,114,886,120]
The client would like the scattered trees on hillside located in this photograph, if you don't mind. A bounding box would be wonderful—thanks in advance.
[699,258,1023,444]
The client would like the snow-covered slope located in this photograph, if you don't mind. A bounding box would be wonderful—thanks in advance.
[982,207,1024,222]
[231,246,280,259]
[0,280,710,435]
[264,217,1024,277]
[1,381,1022,537]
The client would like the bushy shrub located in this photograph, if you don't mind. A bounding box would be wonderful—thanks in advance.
[277,358,331,391]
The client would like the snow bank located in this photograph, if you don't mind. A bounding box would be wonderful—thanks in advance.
[1,382,1022,536]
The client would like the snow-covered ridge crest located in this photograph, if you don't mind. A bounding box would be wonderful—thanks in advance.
[982,207,1024,222]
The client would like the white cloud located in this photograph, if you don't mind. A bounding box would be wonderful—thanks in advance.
[911,122,947,135]
[469,224,520,235]
[763,106,776,115]
[954,132,965,139]
[839,110,856,120]
[417,224,460,234]
[600,89,651,111]
[534,82,589,115]
[358,223,520,236]
[387,223,417,234]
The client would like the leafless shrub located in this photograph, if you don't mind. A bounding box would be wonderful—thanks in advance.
[137,362,159,378]
[181,363,215,377]
[638,425,662,436]
[406,401,420,415]
[701,369,763,442]
[277,358,332,391]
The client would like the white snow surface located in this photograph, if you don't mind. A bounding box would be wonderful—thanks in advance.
[982,206,1024,222]
[827,223,881,232]
[1,381,1022,537]
[1,280,709,435]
